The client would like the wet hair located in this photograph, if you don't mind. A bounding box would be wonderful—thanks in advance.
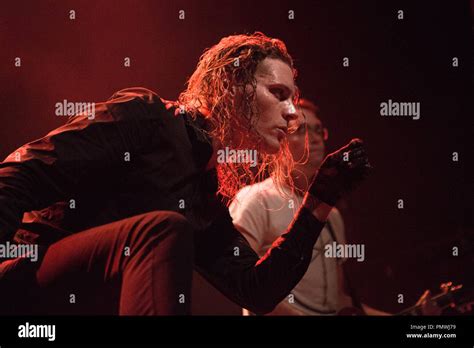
[178,32,299,204]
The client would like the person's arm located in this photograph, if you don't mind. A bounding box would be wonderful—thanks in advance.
[195,139,371,315]
[195,200,328,315]
[0,87,164,242]
[230,186,316,316]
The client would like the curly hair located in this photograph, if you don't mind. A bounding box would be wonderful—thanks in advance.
[178,32,299,204]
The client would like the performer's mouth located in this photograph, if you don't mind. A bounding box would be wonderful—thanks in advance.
[275,127,287,141]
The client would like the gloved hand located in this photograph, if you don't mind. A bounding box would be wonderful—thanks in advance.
[308,138,371,206]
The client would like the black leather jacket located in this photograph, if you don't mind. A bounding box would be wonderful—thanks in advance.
[0,87,325,314]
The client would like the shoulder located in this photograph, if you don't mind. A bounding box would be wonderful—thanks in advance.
[107,87,164,105]
[105,87,172,121]
[229,177,296,224]
[231,178,279,210]
[229,178,275,221]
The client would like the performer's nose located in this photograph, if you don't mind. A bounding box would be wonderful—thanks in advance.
[283,101,298,123]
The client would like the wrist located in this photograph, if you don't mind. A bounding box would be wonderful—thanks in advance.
[303,192,332,222]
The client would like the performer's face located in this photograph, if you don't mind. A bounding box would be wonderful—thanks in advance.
[250,58,298,154]
[288,107,326,169]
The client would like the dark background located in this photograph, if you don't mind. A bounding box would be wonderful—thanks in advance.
[0,0,472,314]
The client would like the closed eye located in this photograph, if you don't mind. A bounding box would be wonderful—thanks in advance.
[269,87,285,101]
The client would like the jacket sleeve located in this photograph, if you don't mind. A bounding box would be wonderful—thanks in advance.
[194,204,325,315]
[0,87,164,242]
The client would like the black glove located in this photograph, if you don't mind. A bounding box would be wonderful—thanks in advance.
[308,138,371,206]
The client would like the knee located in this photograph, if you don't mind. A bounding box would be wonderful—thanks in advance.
[131,211,193,246]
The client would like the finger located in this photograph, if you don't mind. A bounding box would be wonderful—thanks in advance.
[347,156,369,168]
[348,138,364,148]
[334,138,364,156]
[332,148,367,167]
[347,148,367,160]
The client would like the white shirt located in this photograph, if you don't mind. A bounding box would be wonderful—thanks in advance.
[229,177,346,315]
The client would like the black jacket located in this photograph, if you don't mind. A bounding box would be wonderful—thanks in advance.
[0,87,325,314]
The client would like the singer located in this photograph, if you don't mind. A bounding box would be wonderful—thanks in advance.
[0,32,370,315]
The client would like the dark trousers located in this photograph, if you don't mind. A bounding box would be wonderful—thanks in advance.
[0,211,194,315]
